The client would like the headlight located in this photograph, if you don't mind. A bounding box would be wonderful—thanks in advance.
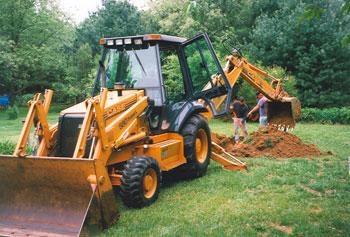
[116,39,123,45]
[134,39,143,45]
[106,39,114,46]
[124,38,132,44]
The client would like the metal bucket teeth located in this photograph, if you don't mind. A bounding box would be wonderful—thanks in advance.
[269,123,294,132]
[267,97,301,129]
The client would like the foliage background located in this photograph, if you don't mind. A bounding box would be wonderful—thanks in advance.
[0,0,349,108]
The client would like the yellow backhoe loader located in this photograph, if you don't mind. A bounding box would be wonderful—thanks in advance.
[0,33,300,236]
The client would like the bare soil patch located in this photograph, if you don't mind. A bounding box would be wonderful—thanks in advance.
[301,185,322,197]
[270,223,293,235]
[212,127,323,158]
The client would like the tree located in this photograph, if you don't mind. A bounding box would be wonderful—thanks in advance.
[249,0,350,107]
[0,0,74,102]
[55,43,95,103]
[76,0,143,55]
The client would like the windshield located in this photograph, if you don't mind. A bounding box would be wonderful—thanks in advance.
[99,45,163,105]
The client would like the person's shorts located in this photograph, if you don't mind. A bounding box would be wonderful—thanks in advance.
[259,116,268,126]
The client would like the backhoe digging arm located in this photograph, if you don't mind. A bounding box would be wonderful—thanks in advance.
[205,55,301,171]
[209,54,301,129]
[225,55,286,100]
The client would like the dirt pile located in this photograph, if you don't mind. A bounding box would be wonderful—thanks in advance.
[212,128,322,158]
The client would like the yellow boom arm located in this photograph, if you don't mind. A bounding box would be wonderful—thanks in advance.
[225,55,286,100]
[210,54,301,128]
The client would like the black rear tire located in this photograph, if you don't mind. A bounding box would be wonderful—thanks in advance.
[120,156,161,208]
[180,114,211,178]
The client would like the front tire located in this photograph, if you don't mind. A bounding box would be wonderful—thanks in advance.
[120,156,161,208]
[180,114,211,178]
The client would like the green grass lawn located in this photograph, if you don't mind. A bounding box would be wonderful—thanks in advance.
[0,109,349,236]
[0,106,63,142]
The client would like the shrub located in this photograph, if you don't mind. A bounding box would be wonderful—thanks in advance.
[301,107,350,124]
[16,93,34,106]
[0,141,15,154]
[7,105,19,120]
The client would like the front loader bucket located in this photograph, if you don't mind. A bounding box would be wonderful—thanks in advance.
[267,97,301,129]
[0,155,97,237]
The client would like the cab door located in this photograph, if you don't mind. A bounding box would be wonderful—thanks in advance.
[181,33,232,117]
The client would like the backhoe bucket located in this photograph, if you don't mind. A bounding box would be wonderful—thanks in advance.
[0,155,97,237]
[267,97,301,129]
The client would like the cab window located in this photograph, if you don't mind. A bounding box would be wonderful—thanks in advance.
[160,50,186,104]
[183,37,220,95]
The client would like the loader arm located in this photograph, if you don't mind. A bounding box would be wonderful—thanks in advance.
[0,89,151,236]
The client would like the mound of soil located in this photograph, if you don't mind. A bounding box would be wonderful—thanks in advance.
[212,128,322,158]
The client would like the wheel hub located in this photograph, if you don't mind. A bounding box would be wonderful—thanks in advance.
[143,169,157,198]
[143,175,154,192]
[196,138,202,153]
[195,129,208,164]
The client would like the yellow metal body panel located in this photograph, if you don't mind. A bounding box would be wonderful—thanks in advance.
[60,90,144,115]
[107,145,137,165]
[136,133,186,171]
[108,133,187,172]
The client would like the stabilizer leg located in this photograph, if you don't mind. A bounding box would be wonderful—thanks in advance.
[211,142,247,171]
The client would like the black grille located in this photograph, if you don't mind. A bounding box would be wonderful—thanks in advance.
[56,113,92,157]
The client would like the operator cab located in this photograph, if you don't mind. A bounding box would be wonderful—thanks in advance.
[96,33,231,132]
